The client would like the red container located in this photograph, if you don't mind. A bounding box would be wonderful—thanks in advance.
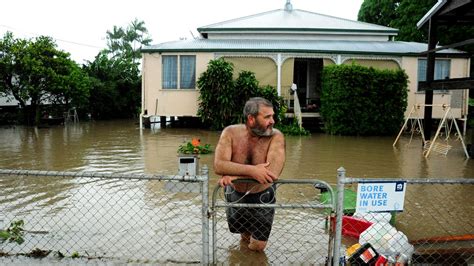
[375,254,388,265]
[330,215,373,239]
[348,243,379,265]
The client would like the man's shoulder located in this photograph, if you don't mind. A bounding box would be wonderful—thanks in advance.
[272,128,283,136]
[223,124,246,133]
[271,128,284,138]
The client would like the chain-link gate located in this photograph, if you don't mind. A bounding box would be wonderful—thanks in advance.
[0,169,210,264]
[334,167,474,265]
[211,179,336,265]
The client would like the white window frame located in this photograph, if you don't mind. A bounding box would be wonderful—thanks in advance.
[417,58,451,93]
[162,55,196,90]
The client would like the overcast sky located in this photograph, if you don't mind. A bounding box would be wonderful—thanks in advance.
[1,0,364,64]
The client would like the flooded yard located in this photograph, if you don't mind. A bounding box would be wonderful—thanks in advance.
[0,120,472,264]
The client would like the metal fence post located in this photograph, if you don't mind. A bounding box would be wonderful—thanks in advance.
[201,165,210,265]
[333,167,346,266]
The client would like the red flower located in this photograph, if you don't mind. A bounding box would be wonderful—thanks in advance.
[191,138,201,147]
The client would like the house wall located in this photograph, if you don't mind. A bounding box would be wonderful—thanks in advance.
[224,57,277,86]
[142,53,469,120]
[142,52,214,117]
[281,58,295,100]
[323,59,335,66]
[402,56,470,119]
[343,59,400,70]
[223,56,295,100]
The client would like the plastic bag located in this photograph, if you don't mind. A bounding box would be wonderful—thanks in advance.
[359,222,413,258]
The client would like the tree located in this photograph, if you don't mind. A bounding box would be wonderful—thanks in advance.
[358,0,434,42]
[105,18,152,65]
[0,32,90,125]
[358,0,399,29]
[51,59,91,113]
[82,19,152,120]
[83,51,140,119]
[358,0,474,46]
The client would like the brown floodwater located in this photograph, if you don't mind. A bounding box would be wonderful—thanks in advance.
[1,119,473,179]
[0,119,473,264]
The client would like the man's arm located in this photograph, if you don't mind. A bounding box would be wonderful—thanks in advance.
[265,130,286,178]
[214,126,277,184]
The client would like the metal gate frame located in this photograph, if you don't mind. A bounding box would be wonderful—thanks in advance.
[210,179,336,264]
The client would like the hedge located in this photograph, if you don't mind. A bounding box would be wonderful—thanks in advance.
[320,64,408,135]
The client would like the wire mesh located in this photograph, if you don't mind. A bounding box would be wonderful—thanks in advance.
[336,178,474,265]
[0,172,205,264]
[211,180,335,265]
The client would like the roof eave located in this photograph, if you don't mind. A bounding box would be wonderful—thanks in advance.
[417,0,447,29]
[140,47,468,58]
[197,27,399,35]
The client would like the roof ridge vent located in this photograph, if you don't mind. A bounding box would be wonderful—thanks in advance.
[284,0,293,12]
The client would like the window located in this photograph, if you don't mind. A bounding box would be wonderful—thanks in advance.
[180,56,196,89]
[162,56,177,89]
[162,55,196,89]
[417,59,450,92]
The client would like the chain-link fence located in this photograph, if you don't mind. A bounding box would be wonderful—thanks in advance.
[1,167,473,265]
[211,179,336,265]
[334,167,474,265]
[0,169,209,264]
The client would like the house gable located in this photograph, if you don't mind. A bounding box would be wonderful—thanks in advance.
[198,9,398,41]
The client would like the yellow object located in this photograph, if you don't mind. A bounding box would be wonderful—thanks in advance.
[346,243,361,257]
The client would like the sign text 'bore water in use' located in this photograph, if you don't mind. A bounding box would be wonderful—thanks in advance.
[356,181,406,213]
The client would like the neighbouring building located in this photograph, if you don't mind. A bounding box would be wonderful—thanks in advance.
[140,1,470,129]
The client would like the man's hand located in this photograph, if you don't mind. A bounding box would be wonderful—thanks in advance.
[218,175,236,187]
[251,162,278,184]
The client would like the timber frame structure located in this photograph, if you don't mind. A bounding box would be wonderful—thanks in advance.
[417,0,474,140]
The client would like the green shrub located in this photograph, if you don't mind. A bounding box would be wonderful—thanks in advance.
[256,85,286,124]
[197,59,289,130]
[276,118,310,136]
[321,64,408,135]
[197,58,236,129]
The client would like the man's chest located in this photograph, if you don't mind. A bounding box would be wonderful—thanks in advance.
[231,139,270,164]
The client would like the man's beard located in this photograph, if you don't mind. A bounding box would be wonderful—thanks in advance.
[250,122,273,137]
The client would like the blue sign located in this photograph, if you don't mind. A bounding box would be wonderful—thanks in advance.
[356,181,406,213]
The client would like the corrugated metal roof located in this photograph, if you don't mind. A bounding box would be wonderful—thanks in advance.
[142,39,465,56]
[198,9,398,35]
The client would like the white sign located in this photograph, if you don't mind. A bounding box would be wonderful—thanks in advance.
[356,181,406,213]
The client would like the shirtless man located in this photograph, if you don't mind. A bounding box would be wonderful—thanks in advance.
[214,97,286,252]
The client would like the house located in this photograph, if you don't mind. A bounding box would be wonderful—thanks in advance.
[139,1,470,129]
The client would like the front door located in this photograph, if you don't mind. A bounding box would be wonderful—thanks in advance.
[293,58,323,111]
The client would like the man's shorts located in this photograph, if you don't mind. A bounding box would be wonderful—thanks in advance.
[224,184,276,241]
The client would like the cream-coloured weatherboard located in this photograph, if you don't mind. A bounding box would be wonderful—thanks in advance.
[142,52,214,117]
[401,56,469,119]
[342,59,400,70]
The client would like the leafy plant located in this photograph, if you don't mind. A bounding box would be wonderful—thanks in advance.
[321,64,408,135]
[197,59,289,130]
[0,220,25,244]
[276,118,310,136]
[177,138,212,154]
[197,58,236,129]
